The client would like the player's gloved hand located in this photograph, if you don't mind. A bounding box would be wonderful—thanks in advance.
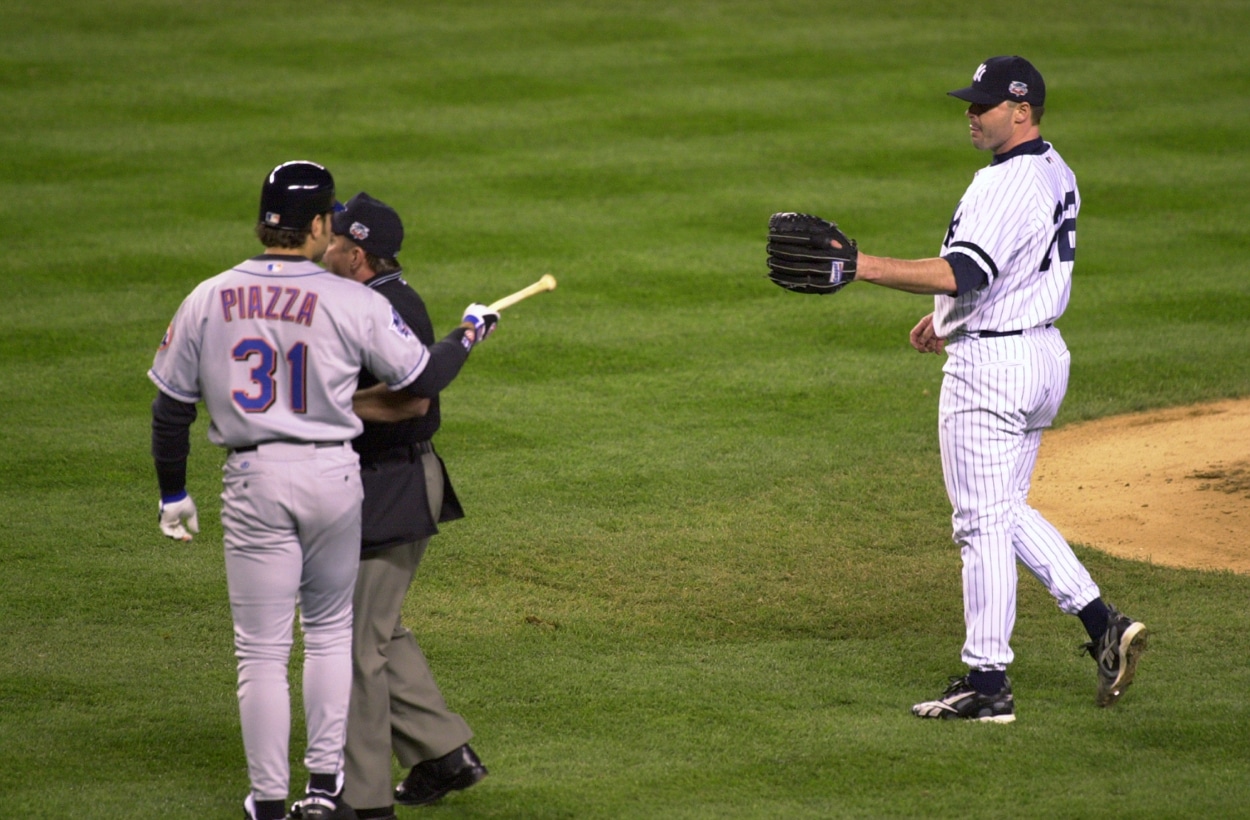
[766,212,859,295]
[461,303,499,346]
[159,490,200,541]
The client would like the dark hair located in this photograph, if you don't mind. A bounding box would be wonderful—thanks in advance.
[254,211,331,249]
[365,252,402,275]
[1013,101,1045,126]
[256,222,308,249]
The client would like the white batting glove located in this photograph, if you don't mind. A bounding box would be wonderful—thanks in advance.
[462,303,499,346]
[159,491,200,541]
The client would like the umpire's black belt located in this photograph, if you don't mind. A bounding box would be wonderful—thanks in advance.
[360,440,434,466]
[969,323,1053,338]
[231,440,346,455]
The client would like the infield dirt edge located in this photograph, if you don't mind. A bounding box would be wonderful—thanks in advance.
[1032,398,1250,574]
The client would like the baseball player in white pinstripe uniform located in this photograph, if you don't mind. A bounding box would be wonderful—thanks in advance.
[772,57,1147,721]
[149,161,498,820]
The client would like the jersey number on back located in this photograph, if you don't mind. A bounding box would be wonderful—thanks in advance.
[1040,190,1077,272]
[231,338,308,414]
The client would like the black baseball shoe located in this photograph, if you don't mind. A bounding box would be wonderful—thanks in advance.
[286,790,357,820]
[912,675,1016,723]
[394,744,488,807]
[1085,604,1148,707]
[244,795,285,820]
[352,808,397,820]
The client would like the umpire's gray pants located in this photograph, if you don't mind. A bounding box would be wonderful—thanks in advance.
[343,450,474,810]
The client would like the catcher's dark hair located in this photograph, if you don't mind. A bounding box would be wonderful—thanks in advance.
[256,222,308,249]
[254,210,332,249]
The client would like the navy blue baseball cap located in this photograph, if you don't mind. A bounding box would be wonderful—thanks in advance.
[259,160,341,231]
[948,56,1046,107]
[332,192,404,258]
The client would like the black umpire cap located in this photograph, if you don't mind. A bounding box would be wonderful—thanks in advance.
[259,160,339,231]
[332,192,404,258]
[948,56,1046,107]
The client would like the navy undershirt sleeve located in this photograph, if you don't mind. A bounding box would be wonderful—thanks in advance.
[151,391,197,496]
[943,251,989,296]
[403,327,472,398]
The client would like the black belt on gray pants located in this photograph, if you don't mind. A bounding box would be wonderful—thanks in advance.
[970,323,1053,338]
[231,440,345,455]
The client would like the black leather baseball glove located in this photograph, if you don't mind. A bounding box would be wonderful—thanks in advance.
[766,212,858,295]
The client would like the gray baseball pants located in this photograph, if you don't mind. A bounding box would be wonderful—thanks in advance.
[221,440,363,802]
[343,450,473,809]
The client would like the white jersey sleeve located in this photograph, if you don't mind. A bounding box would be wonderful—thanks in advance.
[358,301,429,392]
[933,142,1079,338]
[149,283,211,405]
[149,256,430,449]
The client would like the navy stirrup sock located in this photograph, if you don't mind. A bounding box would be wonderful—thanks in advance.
[968,668,1006,695]
[1077,598,1111,643]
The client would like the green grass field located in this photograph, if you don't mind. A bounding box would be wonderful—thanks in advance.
[2,1,1249,817]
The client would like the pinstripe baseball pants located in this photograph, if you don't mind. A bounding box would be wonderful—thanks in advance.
[938,326,1101,670]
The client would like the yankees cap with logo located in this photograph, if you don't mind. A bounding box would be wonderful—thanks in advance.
[948,56,1045,107]
[259,160,342,231]
[332,191,404,258]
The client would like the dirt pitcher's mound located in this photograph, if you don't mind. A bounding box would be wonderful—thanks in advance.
[1032,398,1250,574]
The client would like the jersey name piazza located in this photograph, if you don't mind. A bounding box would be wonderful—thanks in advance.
[220,284,318,326]
[149,255,431,449]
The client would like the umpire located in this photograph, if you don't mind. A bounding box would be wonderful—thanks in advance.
[322,193,488,819]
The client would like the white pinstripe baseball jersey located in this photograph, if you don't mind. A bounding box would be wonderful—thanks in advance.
[933,140,1079,338]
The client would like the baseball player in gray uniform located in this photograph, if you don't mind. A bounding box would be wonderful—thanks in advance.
[148,161,499,820]
[770,57,1147,722]
[321,192,486,819]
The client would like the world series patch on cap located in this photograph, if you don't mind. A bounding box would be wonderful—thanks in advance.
[332,192,404,258]
[948,56,1046,107]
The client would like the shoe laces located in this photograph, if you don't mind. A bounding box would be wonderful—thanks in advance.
[1080,606,1132,669]
[941,675,973,695]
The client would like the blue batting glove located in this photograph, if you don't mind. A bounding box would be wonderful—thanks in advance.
[461,303,499,346]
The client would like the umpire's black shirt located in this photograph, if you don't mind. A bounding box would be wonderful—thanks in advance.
[352,269,465,555]
[354,270,440,458]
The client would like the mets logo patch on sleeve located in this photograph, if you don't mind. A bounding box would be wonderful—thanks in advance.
[389,307,415,340]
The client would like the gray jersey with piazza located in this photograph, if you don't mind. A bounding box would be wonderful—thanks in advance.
[149,255,429,448]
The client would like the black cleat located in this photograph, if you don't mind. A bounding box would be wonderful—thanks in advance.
[287,790,357,820]
[1085,604,1148,707]
[912,675,1015,723]
[244,795,285,820]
